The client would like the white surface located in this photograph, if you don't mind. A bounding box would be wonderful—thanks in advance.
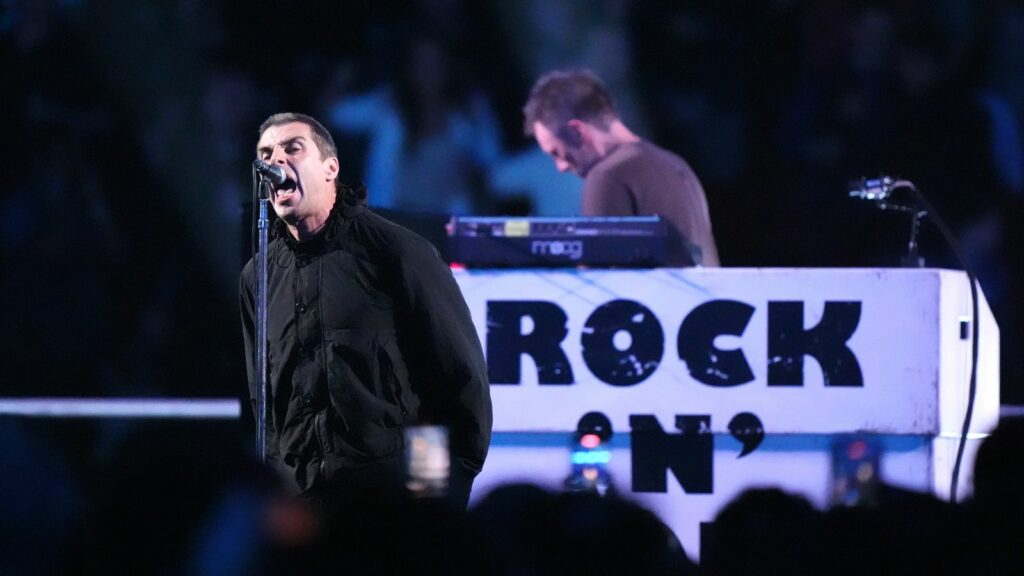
[457,268,1000,559]
[455,268,999,435]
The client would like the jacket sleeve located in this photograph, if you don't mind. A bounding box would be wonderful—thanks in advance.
[393,235,493,477]
[239,264,259,421]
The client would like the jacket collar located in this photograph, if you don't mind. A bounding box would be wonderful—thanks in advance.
[274,183,367,249]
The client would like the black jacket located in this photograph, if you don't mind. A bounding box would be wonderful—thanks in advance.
[240,188,491,493]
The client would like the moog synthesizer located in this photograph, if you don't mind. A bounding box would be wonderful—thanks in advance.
[446,215,667,268]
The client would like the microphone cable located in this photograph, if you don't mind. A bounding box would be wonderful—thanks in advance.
[850,177,980,502]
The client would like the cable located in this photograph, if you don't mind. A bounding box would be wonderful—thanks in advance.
[886,180,981,503]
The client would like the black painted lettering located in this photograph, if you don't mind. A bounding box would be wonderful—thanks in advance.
[767,301,863,386]
[486,301,574,384]
[582,300,664,386]
[630,414,713,494]
[678,300,755,386]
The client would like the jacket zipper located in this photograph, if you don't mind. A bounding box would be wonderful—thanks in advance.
[380,339,408,420]
[315,409,327,478]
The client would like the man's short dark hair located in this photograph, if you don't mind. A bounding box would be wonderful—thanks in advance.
[522,69,617,136]
[258,112,338,159]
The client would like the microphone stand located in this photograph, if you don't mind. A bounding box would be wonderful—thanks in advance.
[880,202,927,268]
[848,176,927,267]
[255,176,272,463]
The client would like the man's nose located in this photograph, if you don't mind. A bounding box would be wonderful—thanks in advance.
[555,159,570,173]
[269,147,288,164]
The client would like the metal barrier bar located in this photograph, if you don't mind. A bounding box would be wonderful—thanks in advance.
[0,398,241,419]
[1000,404,1024,418]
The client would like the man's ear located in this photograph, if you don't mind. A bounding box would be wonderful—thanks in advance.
[324,156,340,181]
[561,119,589,148]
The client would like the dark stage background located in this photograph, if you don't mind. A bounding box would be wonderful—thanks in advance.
[1,1,1023,569]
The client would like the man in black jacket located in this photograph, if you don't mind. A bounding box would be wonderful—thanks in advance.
[240,112,491,508]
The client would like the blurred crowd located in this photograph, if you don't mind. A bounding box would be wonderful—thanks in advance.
[2,415,1022,574]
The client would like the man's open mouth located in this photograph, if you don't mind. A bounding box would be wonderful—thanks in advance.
[274,179,298,200]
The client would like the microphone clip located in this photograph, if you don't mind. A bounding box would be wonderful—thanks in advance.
[253,159,288,187]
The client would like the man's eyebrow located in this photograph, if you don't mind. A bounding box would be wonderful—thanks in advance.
[257,136,306,156]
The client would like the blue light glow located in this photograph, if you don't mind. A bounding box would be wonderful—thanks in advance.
[571,450,611,465]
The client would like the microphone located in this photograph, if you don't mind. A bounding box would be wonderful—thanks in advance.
[253,159,288,187]
[848,176,894,201]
